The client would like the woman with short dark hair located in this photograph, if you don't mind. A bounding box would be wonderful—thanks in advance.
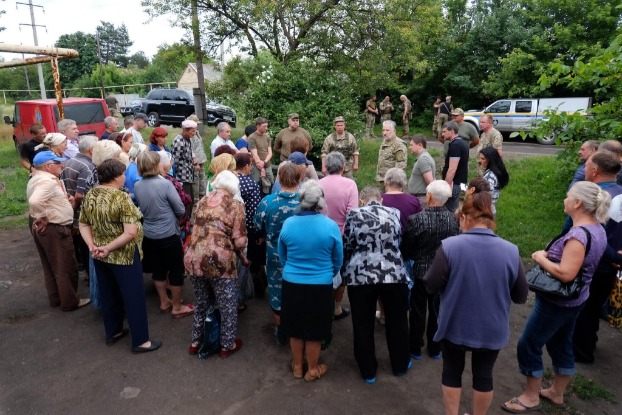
[79,159,161,353]
[134,151,194,318]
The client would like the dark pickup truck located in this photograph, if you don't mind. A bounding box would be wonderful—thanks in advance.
[140,88,237,127]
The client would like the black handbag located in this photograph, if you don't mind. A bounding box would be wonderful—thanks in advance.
[526,226,591,299]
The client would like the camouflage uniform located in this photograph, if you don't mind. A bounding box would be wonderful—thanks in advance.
[376,137,407,182]
[379,100,393,121]
[365,99,377,138]
[321,131,359,179]
[402,98,412,135]
[476,127,503,175]
[437,101,453,137]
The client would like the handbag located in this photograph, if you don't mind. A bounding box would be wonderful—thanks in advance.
[608,270,622,328]
[526,226,591,299]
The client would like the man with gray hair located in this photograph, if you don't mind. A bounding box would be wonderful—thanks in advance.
[599,140,622,185]
[61,135,97,276]
[58,119,80,159]
[100,116,119,140]
[376,120,407,183]
[569,140,600,189]
[209,121,238,157]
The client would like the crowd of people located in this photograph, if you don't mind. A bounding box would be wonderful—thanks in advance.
[20,109,622,415]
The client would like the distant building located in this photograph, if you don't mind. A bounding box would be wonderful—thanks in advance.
[177,63,223,91]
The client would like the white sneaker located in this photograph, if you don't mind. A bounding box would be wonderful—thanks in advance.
[375,310,385,325]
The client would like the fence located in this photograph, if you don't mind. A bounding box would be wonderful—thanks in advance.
[0,81,179,104]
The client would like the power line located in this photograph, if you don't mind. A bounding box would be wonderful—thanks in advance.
[16,0,46,98]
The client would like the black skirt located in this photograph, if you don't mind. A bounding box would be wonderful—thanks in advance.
[280,280,333,341]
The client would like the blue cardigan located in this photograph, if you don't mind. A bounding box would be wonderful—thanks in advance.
[278,212,343,285]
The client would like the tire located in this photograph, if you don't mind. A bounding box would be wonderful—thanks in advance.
[537,132,556,145]
[13,137,20,153]
[147,112,160,127]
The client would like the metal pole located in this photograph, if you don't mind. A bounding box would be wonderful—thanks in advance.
[95,33,106,98]
[27,0,47,99]
[50,57,64,119]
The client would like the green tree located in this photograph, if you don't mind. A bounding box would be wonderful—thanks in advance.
[129,52,150,69]
[141,42,198,83]
[96,21,134,67]
[54,31,98,86]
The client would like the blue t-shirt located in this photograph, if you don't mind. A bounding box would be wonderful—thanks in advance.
[236,137,249,151]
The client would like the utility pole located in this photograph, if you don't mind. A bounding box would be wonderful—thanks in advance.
[191,0,207,131]
[95,33,106,98]
[17,0,46,99]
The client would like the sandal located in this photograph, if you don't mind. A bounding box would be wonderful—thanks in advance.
[501,397,542,413]
[304,363,328,382]
[172,304,195,319]
[291,361,303,379]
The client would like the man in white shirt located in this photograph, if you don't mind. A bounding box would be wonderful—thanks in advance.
[59,119,80,159]
[209,122,238,157]
[126,113,148,144]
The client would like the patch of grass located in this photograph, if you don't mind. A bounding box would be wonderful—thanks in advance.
[569,373,616,402]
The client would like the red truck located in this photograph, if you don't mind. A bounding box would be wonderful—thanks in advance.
[4,98,110,150]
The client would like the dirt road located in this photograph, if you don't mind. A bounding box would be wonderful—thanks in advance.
[0,227,619,415]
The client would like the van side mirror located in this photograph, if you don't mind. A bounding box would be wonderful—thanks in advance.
[4,115,12,125]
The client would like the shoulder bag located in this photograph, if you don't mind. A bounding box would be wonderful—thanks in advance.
[526,226,591,299]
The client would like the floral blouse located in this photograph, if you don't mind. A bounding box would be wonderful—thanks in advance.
[183,189,247,278]
[79,187,143,265]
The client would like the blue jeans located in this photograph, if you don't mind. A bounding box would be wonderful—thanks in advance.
[517,296,584,378]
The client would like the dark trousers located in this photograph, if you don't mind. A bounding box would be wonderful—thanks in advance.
[73,233,90,276]
[182,182,194,219]
[409,278,441,356]
[31,223,79,311]
[94,249,149,348]
[573,270,616,362]
[348,283,409,378]
[441,340,499,392]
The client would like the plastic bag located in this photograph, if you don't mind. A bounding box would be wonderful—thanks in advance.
[198,307,221,360]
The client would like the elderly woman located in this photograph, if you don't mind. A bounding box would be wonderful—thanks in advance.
[319,151,359,320]
[208,153,237,193]
[401,180,459,361]
[279,180,343,381]
[254,163,304,345]
[35,133,68,157]
[79,159,161,353]
[271,151,312,195]
[502,181,609,413]
[184,170,248,357]
[423,188,528,415]
[343,187,411,383]
[114,132,132,166]
[157,151,192,243]
[478,147,509,217]
[382,167,422,231]
[134,151,194,318]
[148,127,171,153]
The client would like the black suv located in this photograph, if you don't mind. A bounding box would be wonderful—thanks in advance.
[140,88,237,127]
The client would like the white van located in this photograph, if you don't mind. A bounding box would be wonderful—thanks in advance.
[463,97,591,144]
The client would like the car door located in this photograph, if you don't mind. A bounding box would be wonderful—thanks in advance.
[483,100,512,132]
[512,100,536,131]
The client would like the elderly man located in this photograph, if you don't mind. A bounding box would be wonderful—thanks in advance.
[20,123,47,173]
[321,116,359,179]
[599,140,622,185]
[437,96,453,139]
[408,135,436,206]
[573,150,622,363]
[119,115,134,133]
[274,113,312,162]
[28,151,90,311]
[376,120,407,184]
[127,113,148,144]
[59,119,80,159]
[209,121,238,157]
[379,96,394,122]
[440,121,469,212]
[248,117,274,192]
[568,140,599,189]
[450,108,479,149]
[172,119,198,217]
[400,95,412,136]
[476,114,503,157]
[365,95,379,138]
[61,135,97,276]
[100,116,119,140]
[186,115,209,212]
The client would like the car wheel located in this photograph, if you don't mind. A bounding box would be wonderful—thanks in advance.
[147,112,160,127]
[537,132,556,145]
[13,137,20,152]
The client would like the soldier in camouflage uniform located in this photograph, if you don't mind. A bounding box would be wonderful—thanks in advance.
[432,96,442,136]
[476,114,503,175]
[437,96,453,140]
[376,120,407,183]
[379,96,394,122]
[400,95,412,136]
[321,116,360,179]
[365,95,379,138]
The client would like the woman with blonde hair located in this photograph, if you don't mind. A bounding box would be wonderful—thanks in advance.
[503,181,609,413]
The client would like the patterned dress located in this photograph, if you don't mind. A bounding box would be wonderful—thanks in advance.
[164,174,192,243]
[253,191,300,311]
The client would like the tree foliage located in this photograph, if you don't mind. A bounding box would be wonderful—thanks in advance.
[54,31,99,86]
[96,21,134,67]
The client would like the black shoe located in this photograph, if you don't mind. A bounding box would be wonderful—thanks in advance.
[106,328,129,346]
[334,308,350,321]
[132,340,162,354]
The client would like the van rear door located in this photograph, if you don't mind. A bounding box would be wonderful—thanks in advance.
[53,101,108,137]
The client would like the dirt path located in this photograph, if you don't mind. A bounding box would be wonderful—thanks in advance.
[0,227,619,414]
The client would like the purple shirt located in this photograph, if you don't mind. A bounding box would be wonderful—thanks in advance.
[545,224,607,307]
[381,193,422,231]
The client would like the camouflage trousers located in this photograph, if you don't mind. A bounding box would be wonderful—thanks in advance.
[381,114,392,122]
[432,115,440,137]
[365,113,376,138]
[437,114,449,137]
[402,118,410,136]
